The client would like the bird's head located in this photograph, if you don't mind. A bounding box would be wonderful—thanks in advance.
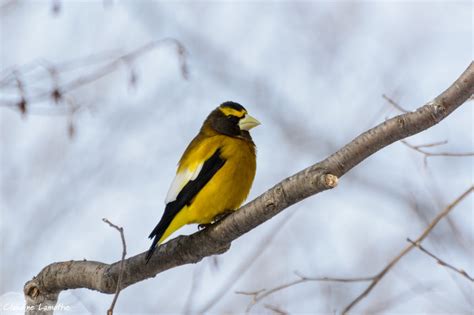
[204,101,260,139]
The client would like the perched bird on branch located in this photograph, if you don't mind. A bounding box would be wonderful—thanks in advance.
[146,102,260,263]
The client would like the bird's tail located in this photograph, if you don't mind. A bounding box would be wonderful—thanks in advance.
[146,203,188,264]
[145,218,171,264]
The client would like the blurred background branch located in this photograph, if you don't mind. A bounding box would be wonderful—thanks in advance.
[238,272,375,313]
[400,140,474,166]
[0,38,187,137]
[342,186,473,314]
[407,238,474,283]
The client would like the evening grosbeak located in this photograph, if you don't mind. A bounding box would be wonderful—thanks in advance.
[146,102,260,263]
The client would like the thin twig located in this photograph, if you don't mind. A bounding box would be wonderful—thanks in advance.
[412,140,448,148]
[264,304,289,315]
[382,94,409,113]
[342,186,473,314]
[0,39,187,113]
[384,95,473,164]
[365,282,434,314]
[237,271,375,313]
[235,289,266,296]
[407,238,474,282]
[102,218,127,315]
[401,140,474,166]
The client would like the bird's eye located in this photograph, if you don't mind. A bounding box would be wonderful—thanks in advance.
[226,115,239,124]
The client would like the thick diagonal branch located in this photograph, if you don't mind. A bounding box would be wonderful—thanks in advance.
[24,62,474,314]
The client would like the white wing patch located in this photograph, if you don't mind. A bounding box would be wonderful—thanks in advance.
[165,163,203,204]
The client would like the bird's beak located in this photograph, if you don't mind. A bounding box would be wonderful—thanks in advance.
[239,114,261,130]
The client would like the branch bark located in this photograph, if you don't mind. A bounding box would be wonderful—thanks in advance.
[24,62,474,314]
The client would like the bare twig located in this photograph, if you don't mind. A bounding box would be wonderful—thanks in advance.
[342,186,473,314]
[401,140,474,166]
[235,289,266,296]
[382,94,409,113]
[1,39,188,138]
[407,238,474,282]
[264,304,289,315]
[411,140,448,148]
[238,271,375,312]
[102,218,127,315]
[0,39,187,114]
[384,95,473,165]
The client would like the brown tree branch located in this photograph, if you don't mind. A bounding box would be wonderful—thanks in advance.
[383,94,473,165]
[407,238,474,282]
[101,218,127,315]
[23,62,474,314]
[342,186,473,314]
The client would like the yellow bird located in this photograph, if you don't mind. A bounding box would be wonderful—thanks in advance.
[145,102,260,263]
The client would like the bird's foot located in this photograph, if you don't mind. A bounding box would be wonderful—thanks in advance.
[197,210,234,231]
[212,210,234,223]
[198,223,212,230]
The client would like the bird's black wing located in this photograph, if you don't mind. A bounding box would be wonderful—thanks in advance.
[145,148,226,263]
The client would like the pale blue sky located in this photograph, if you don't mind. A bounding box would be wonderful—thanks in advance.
[1,1,472,314]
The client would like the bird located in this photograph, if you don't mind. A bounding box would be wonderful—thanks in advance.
[145,101,260,263]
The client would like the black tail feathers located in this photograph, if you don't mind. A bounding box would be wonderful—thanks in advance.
[145,236,159,264]
[145,217,171,264]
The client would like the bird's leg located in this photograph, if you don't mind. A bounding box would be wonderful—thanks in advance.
[197,210,234,230]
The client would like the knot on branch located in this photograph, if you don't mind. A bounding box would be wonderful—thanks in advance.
[426,100,447,123]
[24,280,41,299]
[273,184,287,203]
[322,174,338,189]
[397,116,406,130]
[24,279,59,314]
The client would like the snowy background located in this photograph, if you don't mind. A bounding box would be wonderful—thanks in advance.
[1,1,473,314]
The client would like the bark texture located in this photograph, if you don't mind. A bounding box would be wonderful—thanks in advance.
[24,62,474,314]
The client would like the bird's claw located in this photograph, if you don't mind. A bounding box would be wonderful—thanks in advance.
[198,223,212,230]
[212,210,234,223]
[197,210,234,231]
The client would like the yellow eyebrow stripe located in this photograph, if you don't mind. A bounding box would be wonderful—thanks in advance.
[220,107,247,117]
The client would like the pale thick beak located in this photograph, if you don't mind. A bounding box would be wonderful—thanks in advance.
[239,114,261,130]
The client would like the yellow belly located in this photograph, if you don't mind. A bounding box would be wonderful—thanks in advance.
[158,135,256,243]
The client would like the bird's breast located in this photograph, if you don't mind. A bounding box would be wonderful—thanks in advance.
[188,136,257,224]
